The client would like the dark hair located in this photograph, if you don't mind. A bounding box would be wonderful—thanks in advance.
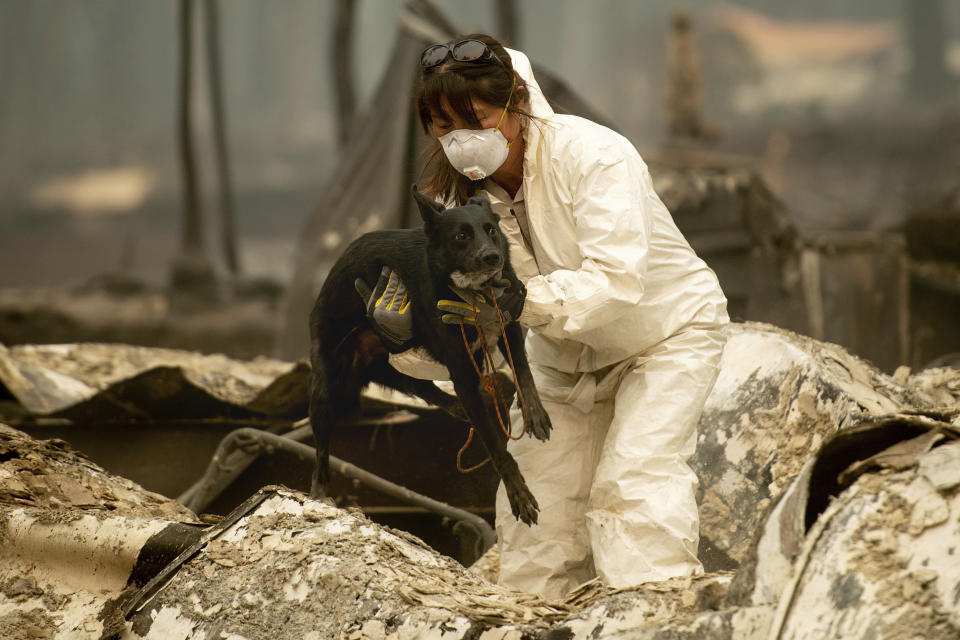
[414,33,532,205]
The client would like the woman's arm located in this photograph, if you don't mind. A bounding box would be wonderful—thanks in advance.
[520,135,654,339]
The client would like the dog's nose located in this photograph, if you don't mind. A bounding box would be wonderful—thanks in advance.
[482,251,503,267]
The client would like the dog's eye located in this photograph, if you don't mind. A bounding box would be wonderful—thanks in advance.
[455,232,467,242]
[487,227,498,237]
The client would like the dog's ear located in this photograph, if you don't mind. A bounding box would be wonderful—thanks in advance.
[412,185,444,229]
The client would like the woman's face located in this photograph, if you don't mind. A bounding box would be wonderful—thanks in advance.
[429,95,523,144]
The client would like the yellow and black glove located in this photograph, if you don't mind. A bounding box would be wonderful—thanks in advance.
[436,278,525,330]
[354,266,413,353]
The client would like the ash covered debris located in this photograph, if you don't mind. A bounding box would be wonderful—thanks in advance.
[750,413,960,639]
[0,423,204,639]
[0,424,741,640]
[0,342,310,420]
[1,323,959,638]
[691,321,955,574]
[0,423,201,522]
[122,487,741,640]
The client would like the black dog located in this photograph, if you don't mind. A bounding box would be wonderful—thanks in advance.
[308,186,552,525]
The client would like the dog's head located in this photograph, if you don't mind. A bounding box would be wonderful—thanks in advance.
[413,186,508,290]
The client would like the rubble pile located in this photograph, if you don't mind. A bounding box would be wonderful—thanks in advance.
[743,413,960,638]
[0,342,310,419]
[0,423,204,639]
[0,322,958,638]
[773,450,960,638]
[692,321,947,572]
[0,423,200,522]
[125,489,566,638]
[903,365,960,407]
[122,488,743,640]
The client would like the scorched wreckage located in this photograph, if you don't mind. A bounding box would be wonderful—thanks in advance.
[2,1,960,638]
[1,322,959,638]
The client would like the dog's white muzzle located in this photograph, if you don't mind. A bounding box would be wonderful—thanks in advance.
[450,268,502,290]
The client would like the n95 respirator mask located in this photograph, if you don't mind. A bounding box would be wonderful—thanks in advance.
[438,127,510,181]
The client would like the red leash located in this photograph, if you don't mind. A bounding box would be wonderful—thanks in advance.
[455,286,529,473]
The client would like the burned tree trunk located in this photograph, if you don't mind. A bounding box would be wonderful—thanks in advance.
[331,0,357,148]
[204,0,240,275]
[171,0,216,295]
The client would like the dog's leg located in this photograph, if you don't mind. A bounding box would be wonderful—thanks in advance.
[447,361,540,526]
[309,326,366,500]
[368,362,470,422]
[309,364,365,499]
[308,369,333,498]
[500,323,553,442]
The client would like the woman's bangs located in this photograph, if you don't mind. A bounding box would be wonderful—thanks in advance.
[420,71,483,129]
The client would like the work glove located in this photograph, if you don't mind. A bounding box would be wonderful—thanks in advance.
[354,266,414,353]
[437,278,525,332]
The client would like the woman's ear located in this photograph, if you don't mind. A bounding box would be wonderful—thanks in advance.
[515,85,527,106]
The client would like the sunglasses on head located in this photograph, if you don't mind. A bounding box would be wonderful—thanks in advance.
[420,39,505,69]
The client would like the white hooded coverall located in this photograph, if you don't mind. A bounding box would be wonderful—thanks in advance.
[482,49,730,600]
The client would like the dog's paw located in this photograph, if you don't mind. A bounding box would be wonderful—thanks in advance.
[311,467,330,499]
[525,403,553,442]
[507,479,540,526]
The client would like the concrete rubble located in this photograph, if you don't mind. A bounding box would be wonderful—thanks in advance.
[0,321,958,638]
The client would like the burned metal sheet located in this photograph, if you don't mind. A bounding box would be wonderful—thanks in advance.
[770,427,960,638]
[692,322,947,574]
[0,343,310,419]
[0,423,207,639]
[0,505,205,640]
[741,412,960,607]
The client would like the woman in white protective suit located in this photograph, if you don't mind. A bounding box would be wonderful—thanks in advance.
[362,34,728,600]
